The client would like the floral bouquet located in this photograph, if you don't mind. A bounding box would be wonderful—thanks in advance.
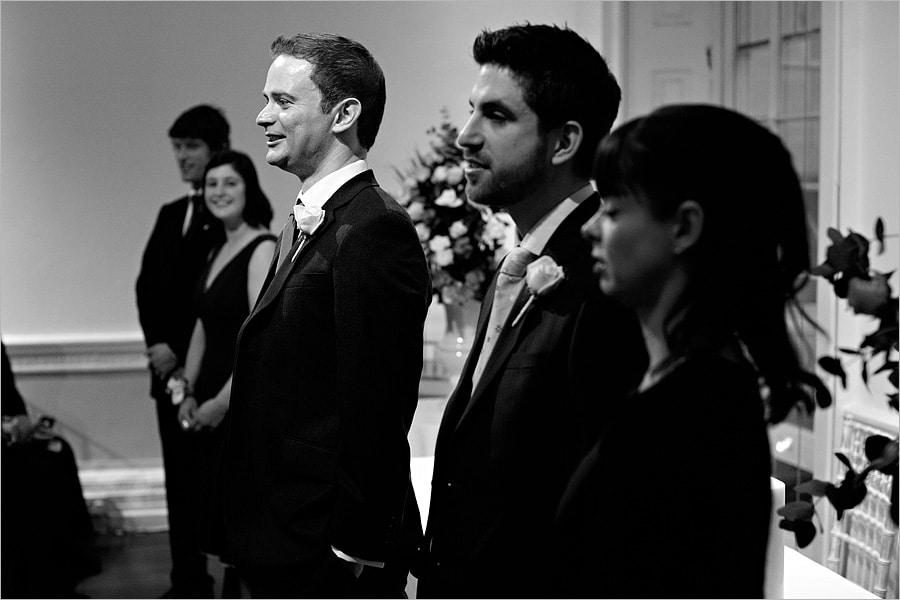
[395,109,512,305]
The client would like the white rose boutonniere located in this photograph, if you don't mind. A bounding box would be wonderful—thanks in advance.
[510,255,565,327]
[292,204,325,261]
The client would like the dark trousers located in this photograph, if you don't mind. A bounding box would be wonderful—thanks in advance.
[240,551,410,599]
[155,395,213,596]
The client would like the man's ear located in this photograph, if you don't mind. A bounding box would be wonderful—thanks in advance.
[332,98,362,134]
[550,120,583,166]
[672,199,704,255]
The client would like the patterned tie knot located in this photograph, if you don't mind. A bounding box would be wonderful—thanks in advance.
[500,247,537,279]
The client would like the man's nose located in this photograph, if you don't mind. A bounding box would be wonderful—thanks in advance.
[581,211,603,242]
[257,103,274,127]
[456,115,481,151]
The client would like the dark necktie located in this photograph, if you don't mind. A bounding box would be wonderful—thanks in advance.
[276,213,298,268]
[184,192,204,237]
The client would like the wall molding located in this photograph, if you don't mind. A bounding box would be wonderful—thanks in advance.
[4,333,147,375]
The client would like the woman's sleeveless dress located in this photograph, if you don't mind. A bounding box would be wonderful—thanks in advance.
[191,233,276,557]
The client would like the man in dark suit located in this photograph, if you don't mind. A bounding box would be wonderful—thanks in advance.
[135,105,229,598]
[221,33,431,598]
[418,25,647,598]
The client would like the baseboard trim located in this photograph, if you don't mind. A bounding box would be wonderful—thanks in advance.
[4,333,147,375]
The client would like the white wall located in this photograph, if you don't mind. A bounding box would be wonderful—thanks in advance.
[826,0,899,429]
[0,1,610,463]
[0,1,608,341]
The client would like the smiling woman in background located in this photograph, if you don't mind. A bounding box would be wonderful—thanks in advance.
[174,149,274,594]
[558,104,825,598]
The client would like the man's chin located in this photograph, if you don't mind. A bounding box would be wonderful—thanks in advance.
[265,152,286,168]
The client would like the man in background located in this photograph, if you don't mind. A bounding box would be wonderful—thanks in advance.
[221,33,431,598]
[135,104,229,598]
[419,24,647,598]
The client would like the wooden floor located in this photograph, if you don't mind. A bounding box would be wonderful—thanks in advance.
[75,532,225,599]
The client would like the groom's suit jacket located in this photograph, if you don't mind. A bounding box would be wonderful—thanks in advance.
[419,195,647,598]
[222,170,431,573]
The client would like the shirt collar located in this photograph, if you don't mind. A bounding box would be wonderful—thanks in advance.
[297,160,368,209]
[519,183,594,255]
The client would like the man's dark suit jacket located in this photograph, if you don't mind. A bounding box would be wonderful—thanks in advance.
[419,195,647,598]
[222,171,431,581]
[136,195,221,399]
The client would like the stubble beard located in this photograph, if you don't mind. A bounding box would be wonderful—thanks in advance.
[467,144,549,211]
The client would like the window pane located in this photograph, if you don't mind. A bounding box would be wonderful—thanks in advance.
[738,2,772,44]
[736,45,771,119]
[750,3,772,42]
[778,118,819,181]
[780,36,820,117]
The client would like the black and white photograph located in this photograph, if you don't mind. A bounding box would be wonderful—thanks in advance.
[1,2,897,599]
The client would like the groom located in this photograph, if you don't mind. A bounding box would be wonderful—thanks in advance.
[418,24,647,598]
[221,33,431,598]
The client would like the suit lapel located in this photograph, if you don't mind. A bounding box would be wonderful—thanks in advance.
[247,170,377,321]
[451,194,601,433]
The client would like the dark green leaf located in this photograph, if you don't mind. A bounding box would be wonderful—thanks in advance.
[839,347,862,355]
[818,356,847,388]
[888,393,899,412]
[835,452,853,471]
[777,500,815,521]
[826,456,869,519]
[861,359,870,388]
[865,437,899,474]
[779,518,817,548]
[875,218,885,255]
[795,479,833,497]
[811,263,837,279]
[827,228,844,245]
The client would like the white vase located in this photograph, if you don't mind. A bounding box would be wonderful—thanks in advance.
[436,300,480,385]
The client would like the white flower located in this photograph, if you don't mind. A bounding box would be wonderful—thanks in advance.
[431,165,449,183]
[433,248,455,267]
[511,256,566,327]
[446,165,464,186]
[403,176,418,189]
[407,201,426,221]
[428,235,452,253]
[415,222,431,242]
[485,213,511,241]
[436,189,463,208]
[294,204,325,236]
[415,166,431,182]
[525,256,565,296]
[448,220,469,239]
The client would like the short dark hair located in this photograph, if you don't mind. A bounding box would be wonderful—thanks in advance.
[203,150,273,229]
[270,33,386,151]
[594,104,820,424]
[168,104,231,152]
[472,24,620,177]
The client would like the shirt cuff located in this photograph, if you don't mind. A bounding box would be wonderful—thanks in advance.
[331,546,385,568]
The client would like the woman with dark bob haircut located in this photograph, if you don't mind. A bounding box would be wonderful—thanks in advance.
[557,104,826,598]
[175,149,275,589]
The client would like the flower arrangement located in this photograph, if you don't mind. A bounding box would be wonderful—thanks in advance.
[395,109,512,305]
[777,218,898,547]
